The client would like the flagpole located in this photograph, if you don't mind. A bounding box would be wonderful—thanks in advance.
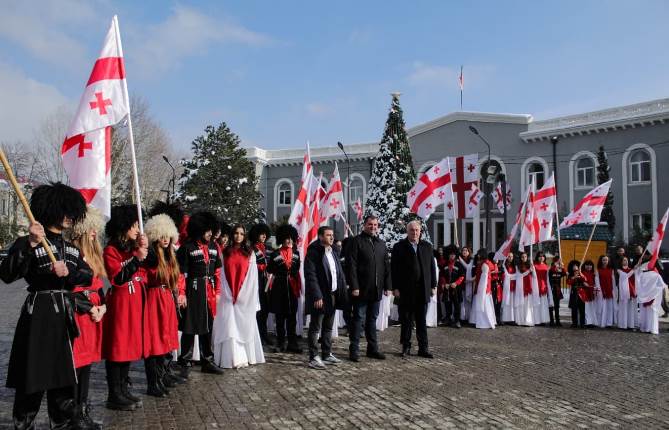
[113,15,143,233]
[579,223,598,270]
[0,147,57,264]
[459,65,463,111]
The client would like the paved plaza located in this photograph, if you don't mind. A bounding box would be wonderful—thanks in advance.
[0,281,667,429]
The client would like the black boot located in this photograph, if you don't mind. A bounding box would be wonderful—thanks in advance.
[155,357,175,390]
[105,363,136,411]
[201,357,225,375]
[145,357,166,398]
[120,364,143,408]
[82,403,102,430]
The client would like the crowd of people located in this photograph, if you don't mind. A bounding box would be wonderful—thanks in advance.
[0,182,666,430]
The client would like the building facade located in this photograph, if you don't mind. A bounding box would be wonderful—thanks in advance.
[246,97,669,249]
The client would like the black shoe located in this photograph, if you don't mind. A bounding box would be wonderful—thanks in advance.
[146,385,167,398]
[106,387,136,411]
[286,344,303,354]
[417,350,434,359]
[201,360,225,375]
[366,351,386,360]
[556,322,563,327]
[349,352,359,362]
[454,321,461,328]
[401,347,411,358]
[81,403,102,430]
[121,378,143,408]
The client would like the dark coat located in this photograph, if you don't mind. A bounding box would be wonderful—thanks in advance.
[304,240,347,314]
[391,238,437,307]
[266,247,301,315]
[345,232,391,302]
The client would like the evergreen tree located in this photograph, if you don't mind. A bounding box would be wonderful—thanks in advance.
[366,93,426,249]
[179,123,262,225]
[596,145,615,232]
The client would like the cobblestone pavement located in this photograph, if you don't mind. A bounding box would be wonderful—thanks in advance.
[0,281,668,429]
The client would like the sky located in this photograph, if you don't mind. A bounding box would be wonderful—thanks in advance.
[1,0,668,153]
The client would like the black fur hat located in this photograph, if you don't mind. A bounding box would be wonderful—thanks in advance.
[30,182,86,228]
[219,219,232,238]
[105,205,140,240]
[148,200,184,229]
[249,223,271,244]
[187,211,218,240]
[275,224,298,244]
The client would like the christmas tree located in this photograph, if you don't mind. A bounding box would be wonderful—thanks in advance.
[596,145,615,232]
[179,123,262,225]
[366,93,423,249]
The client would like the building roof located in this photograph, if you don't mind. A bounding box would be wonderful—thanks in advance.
[558,223,614,242]
[520,97,669,143]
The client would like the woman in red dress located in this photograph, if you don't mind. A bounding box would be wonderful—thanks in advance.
[102,205,150,411]
[143,214,182,397]
[68,206,107,429]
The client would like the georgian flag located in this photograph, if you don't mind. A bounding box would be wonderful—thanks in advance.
[352,197,363,222]
[320,163,345,220]
[448,153,479,219]
[559,179,613,228]
[494,188,530,262]
[519,185,540,248]
[646,207,669,270]
[407,157,452,220]
[289,141,313,229]
[61,16,129,218]
[533,173,557,243]
[465,182,482,218]
[491,182,512,213]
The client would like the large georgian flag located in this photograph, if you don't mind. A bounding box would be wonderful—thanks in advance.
[533,173,558,243]
[559,179,613,228]
[448,154,479,219]
[289,142,314,243]
[646,207,669,270]
[320,163,345,220]
[491,182,512,213]
[494,188,530,262]
[406,157,452,220]
[61,16,129,217]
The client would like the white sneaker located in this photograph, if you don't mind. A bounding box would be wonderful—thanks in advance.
[308,356,326,369]
[322,354,341,365]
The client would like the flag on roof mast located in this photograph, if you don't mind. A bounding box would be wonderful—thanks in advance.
[61,16,130,218]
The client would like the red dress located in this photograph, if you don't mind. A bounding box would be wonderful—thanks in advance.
[598,268,614,299]
[143,265,182,356]
[580,271,596,302]
[534,263,549,296]
[73,277,104,368]
[224,247,251,304]
[102,244,147,362]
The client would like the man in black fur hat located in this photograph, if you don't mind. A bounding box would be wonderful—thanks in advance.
[176,211,224,375]
[249,223,272,345]
[441,245,466,328]
[0,182,93,429]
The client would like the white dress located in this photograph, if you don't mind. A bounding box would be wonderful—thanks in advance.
[212,253,266,368]
[459,257,474,321]
[472,263,496,329]
[532,267,553,325]
[425,258,439,328]
[514,269,538,327]
[595,270,617,328]
[635,266,666,335]
[376,294,392,331]
[500,265,515,322]
[616,269,637,329]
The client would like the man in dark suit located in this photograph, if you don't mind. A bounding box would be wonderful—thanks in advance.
[391,220,436,358]
[304,226,348,369]
[345,215,392,362]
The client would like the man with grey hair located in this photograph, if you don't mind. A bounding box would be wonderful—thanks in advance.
[391,220,436,358]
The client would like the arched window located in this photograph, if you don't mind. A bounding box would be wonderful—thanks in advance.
[348,174,366,204]
[277,181,292,206]
[629,149,651,183]
[479,159,502,185]
[575,157,595,188]
[527,163,545,189]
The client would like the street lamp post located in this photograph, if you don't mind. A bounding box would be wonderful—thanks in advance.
[337,141,351,232]
[162,155,176,203]
[468,126,494,253]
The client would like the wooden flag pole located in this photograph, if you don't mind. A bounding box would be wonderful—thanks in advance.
[113,15,144,233]
[555,209,563,260]
[579,223,598,270]
[0,147,57,264]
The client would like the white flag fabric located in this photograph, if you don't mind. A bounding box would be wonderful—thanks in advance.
[61,16,128,218]
[352,198,363,222]
[533,173,558,243]
[646,207,669,269]
[493,188,530,262]
[448,154,479,219]
[491,183,512,213]
[289,142,313,229]
[465,182,482,218]
[519,185,539,248]
[559,179,613,228]
[320,163,345,220]
[407,158,452,220]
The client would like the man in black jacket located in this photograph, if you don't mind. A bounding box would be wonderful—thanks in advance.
[345,215,392,362]
[391,221,436,358]
[304,226,347,369]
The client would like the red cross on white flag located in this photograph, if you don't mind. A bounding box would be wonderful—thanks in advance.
[465,182,482,217]
[320,163,346,221]
[491,183,512,213]
[289,141,313,229]
[646,207,669,270]
[559,179,613,229]
[352,197,363,222]
[61,16,130,218]
[532,173,557,243]
[406,157,452,220]
[448,154,479,219]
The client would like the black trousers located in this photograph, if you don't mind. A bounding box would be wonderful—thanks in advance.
[308,306,335,360]
[179,310,214,362]
[571,299,586,327]
[76,365,91,405]
[442,286,461,323]
[349,299,380,354]
[13,384,76,430]
[550,286,562,324]
[400,301,428,352]
[275,309,298,345]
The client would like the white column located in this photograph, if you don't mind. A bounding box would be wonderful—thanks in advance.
[473,210,481,251]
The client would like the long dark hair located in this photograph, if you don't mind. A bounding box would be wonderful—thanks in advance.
[597,255,610,269]
[224,224,252,257]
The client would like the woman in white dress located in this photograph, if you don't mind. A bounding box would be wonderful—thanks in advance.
[500,252,516,324]
[514,252,538,326]
[425,257,439,328]
[595,255,617,328]
[472,251,497,329]
[635,261,666,335]
[616,256,637,329]
[459,247,474,323]
[212,225,265,368]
